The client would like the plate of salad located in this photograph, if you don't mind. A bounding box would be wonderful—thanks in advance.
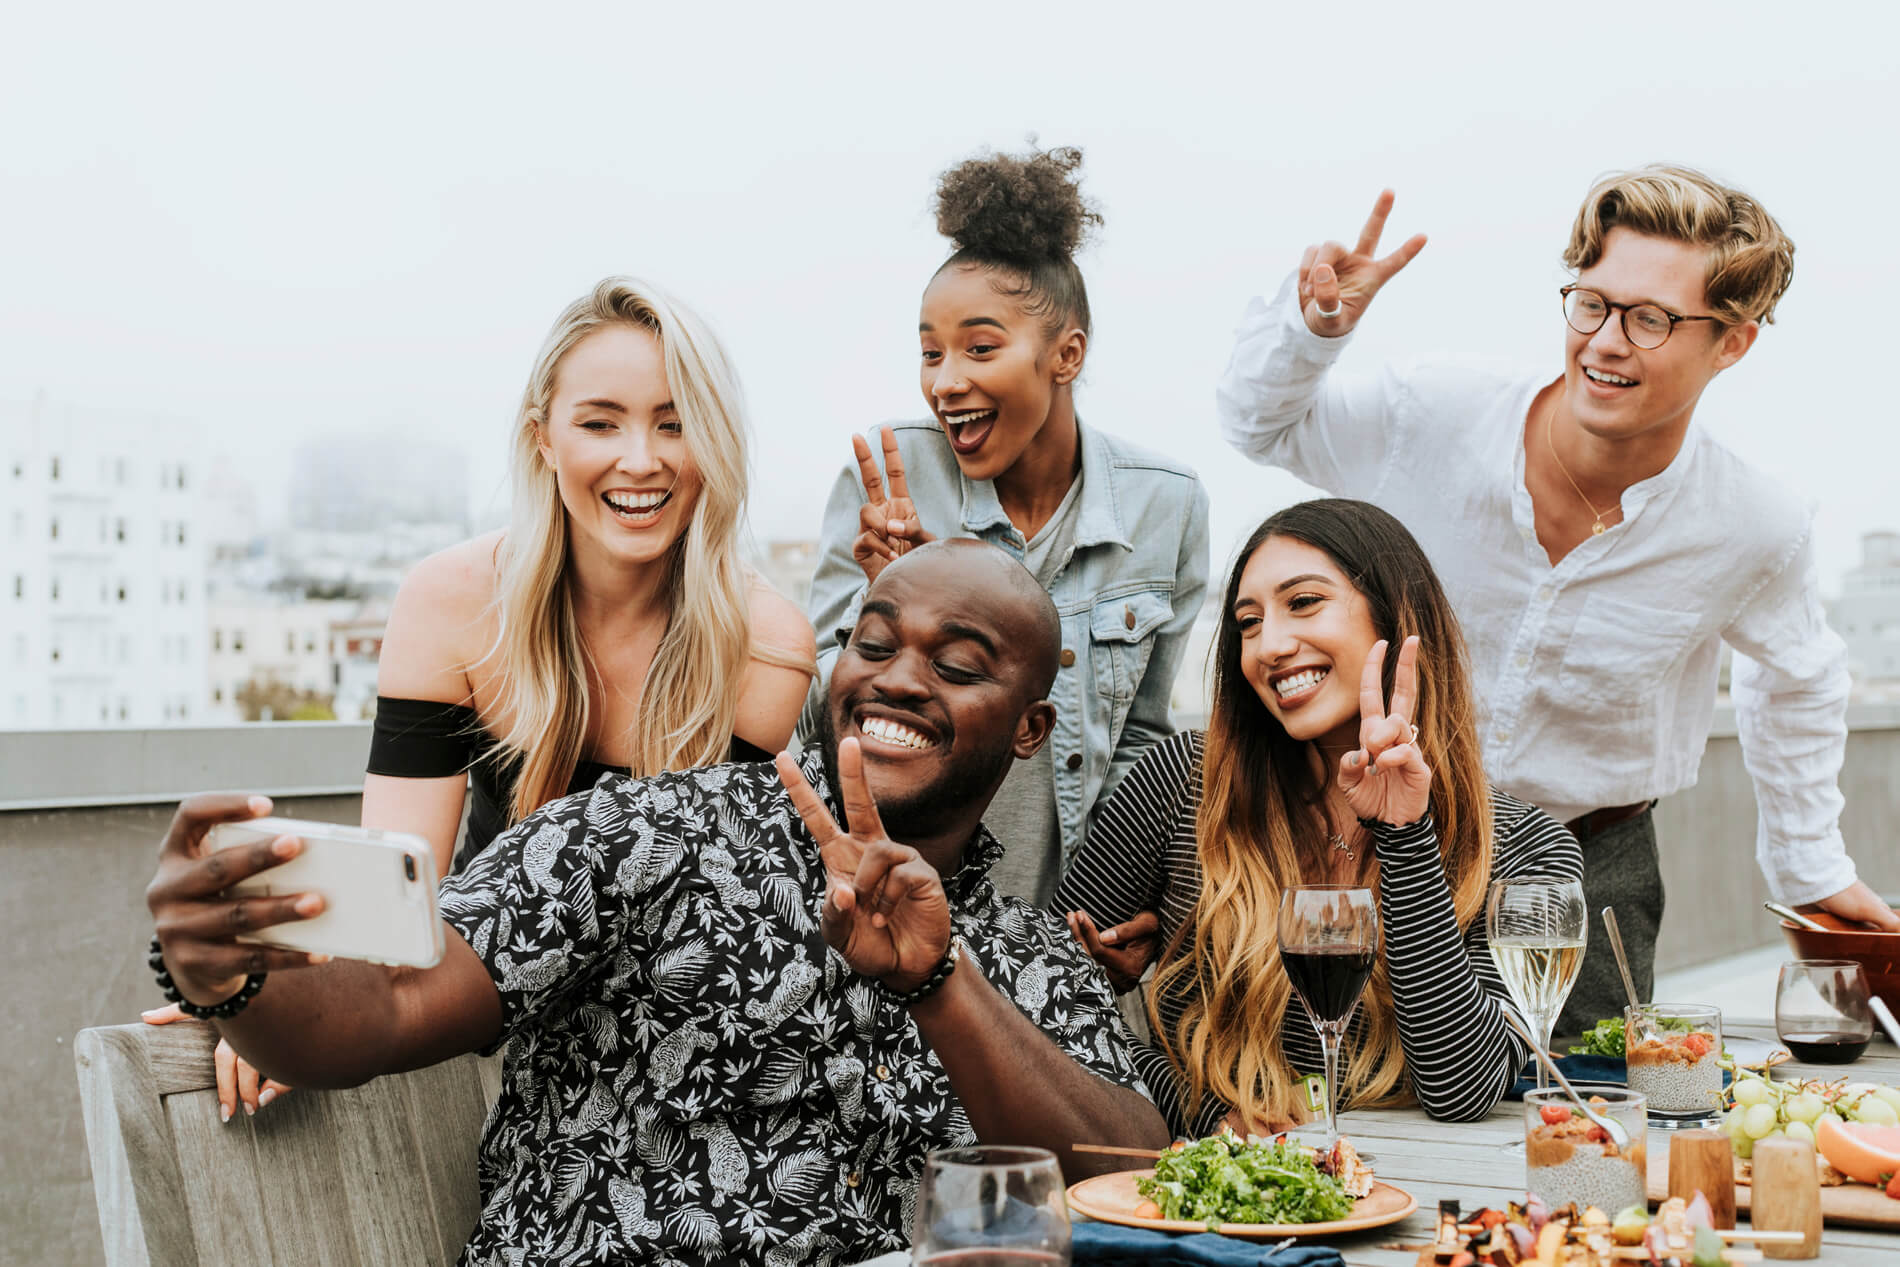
[1065,1132,1416,1237]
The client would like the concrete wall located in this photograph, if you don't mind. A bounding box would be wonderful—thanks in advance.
[7,713,1898,1263]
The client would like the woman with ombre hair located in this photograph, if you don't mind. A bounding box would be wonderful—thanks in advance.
[150,276,816,1115]
[1057,499,1580,1136]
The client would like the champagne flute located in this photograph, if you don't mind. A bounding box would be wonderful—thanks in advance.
[910,1145,1070,1266]
[1278,885,1380,1149]
[1487,877,1587,1090]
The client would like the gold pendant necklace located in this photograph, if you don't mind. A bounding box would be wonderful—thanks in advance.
[1545,397,1616,535]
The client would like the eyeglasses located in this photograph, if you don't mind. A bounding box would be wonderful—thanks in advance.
[1560,285,1719,350]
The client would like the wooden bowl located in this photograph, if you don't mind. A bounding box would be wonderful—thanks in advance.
[1779,913,1900,1011]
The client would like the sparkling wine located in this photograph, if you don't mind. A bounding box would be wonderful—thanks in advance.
[1282,946,1377,1024]
[1780,1030,1871,1064]
[1491,936,1585,1020]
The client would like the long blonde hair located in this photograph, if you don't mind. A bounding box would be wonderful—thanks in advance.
[1151,500,1494,1128]
[486,276,762,821]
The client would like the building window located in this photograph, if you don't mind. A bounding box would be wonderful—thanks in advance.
[11,575,18,599]
[115,518,126,543]
[177,523,186,545]
[118,700,128,721]
[50,517,58,541]
[213,629,222,652]
[177,468,187,490]
[233,632,245,652]
[115,457,127,485]
[214,685,223,703]
[50,455,59,481]
[117,583,126,602]
[287,631,297,653]
[50,578,59,602]
[50,645,59,663]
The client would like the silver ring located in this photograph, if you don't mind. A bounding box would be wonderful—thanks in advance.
[1406,723,1420,745]
[1315,303,1343,320]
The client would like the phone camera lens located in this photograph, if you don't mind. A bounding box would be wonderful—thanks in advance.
[403,854,417,882]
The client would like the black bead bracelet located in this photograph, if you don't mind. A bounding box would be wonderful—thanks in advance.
[880,936,963,1007]
[148,935,267,1020]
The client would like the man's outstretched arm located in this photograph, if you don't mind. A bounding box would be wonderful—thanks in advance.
[146,794,502,1088]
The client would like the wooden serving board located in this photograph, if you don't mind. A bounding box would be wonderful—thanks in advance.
[1644,1141,1900,1229]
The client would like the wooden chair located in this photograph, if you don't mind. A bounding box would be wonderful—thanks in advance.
[75,1020,500,1266]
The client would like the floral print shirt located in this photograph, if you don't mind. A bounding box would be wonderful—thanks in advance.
[437,747,1149,1266]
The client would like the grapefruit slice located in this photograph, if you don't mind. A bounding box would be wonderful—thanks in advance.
[1813,1117,1900,1185]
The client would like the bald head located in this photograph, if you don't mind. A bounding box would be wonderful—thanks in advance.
[870,539,1061,699]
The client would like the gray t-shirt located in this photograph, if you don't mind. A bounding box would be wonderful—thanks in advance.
[984,475,1083,908]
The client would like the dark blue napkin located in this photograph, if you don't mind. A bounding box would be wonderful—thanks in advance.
[1072,1223,1345,1266]
[1506,1054,1626,1099]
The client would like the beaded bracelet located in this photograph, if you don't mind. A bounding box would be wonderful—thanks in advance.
[148,935,267,1020]
[881,936,963,1007]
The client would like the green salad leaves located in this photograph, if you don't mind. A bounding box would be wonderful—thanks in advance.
[1568,1014,1696,1058]
[1134,1133,1354,1228]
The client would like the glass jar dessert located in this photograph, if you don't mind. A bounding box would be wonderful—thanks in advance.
[1524,1086,1647,1214]
[1625,1003,1723,1129]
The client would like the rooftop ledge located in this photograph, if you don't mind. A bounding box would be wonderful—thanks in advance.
[5,701,1900,813]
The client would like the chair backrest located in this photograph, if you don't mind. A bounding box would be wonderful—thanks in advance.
[75,1020,501,1266]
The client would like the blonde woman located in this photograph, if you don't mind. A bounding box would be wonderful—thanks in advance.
[1056,499,1581,1137]
[150,277,815,1116]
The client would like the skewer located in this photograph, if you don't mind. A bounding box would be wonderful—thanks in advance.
[1070,1143,1163,1160]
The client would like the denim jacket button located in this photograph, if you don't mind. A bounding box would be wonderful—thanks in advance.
[1060,649,1076,668]
[1065,753,1082,771]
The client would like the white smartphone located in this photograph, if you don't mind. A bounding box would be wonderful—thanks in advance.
[206,817,444,969]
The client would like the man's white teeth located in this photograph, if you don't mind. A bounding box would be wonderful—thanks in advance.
[1585,367,1637,387]
[1273,668,1328,699]
[605,490,669,515]
[944,409,996,426]
[860,717,936,750]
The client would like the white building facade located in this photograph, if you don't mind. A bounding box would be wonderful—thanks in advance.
[2,398,206,728]
[1834,530,1900,686]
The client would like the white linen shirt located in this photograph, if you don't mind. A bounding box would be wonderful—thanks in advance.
[1215,275,1856,905]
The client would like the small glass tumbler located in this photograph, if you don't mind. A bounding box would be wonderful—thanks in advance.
[911,1145,1072,1266]
[1524,1086,1647,1214]
[1775,960,1875,1066]
[1625,1003,1724,1129]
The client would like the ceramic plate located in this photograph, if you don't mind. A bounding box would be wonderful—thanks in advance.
[1065,1169,1417,1238]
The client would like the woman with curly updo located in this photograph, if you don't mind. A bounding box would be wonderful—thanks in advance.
[806,146,1210,906]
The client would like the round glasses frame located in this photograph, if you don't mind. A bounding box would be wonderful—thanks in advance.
[1560,285,1720,350]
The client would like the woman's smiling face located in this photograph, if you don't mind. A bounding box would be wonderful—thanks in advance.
[917,263,1074,483]
[1232,535,1381,751]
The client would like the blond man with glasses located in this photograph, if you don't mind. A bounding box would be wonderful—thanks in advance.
[1215,165,1899,1035]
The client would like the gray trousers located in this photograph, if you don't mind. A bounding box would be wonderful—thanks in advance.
[1555,806,1662,1040]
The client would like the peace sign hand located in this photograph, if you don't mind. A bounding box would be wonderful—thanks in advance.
[776,740,952,992]
[1299,190,1428,338]
[851,426,935,583]
[1337,636,1433,826]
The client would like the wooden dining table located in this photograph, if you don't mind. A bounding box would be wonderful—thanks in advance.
[1260,1019,1899,1265]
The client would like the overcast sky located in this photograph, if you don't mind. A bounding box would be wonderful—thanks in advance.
[7,4,1897,593]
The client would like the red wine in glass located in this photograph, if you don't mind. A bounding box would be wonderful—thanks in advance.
[1780,1031,1870,1064]
[1283,947,1377,1024]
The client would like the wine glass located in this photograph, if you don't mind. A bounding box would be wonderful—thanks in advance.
[910,1145,1071,1266]
[1278,885,1380,1149]
[1775,960,1874,1065]
[1486,877,1587,1090]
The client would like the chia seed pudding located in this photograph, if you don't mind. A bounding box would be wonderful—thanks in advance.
[1625,1005,1723,1123]
[1524,1092,1647,1214]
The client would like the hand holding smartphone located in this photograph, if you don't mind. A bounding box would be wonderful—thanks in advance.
[207,817,444,969]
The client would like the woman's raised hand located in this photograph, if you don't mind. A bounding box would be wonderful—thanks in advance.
[1298,190,1427,338]
[1337,635,1432,826]
[851,426,934,583]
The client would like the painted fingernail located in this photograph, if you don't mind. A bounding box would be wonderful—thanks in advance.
[220,1104,232,1123]
[308,953,331,965]
[258,1089,276,1108]
[248,795,273,815]
[1101,929,1118,944]
[272,835,299,857]
[293,893,323,917]
[141,1008,167,1022]
[243,1102,255,1117]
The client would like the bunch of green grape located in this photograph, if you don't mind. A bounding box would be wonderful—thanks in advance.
[1721,1069,1900,1158]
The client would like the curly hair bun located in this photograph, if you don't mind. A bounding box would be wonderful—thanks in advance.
[935,145,1102,262]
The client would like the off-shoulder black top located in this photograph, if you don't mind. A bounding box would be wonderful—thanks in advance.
[367,695,773,872]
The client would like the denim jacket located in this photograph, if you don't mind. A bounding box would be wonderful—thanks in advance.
[805,418,1210,869]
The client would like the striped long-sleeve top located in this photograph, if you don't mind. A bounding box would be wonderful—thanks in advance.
[1053,729,1583,1137]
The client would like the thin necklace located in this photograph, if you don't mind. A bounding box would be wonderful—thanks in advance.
[1545,396,1618,536]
